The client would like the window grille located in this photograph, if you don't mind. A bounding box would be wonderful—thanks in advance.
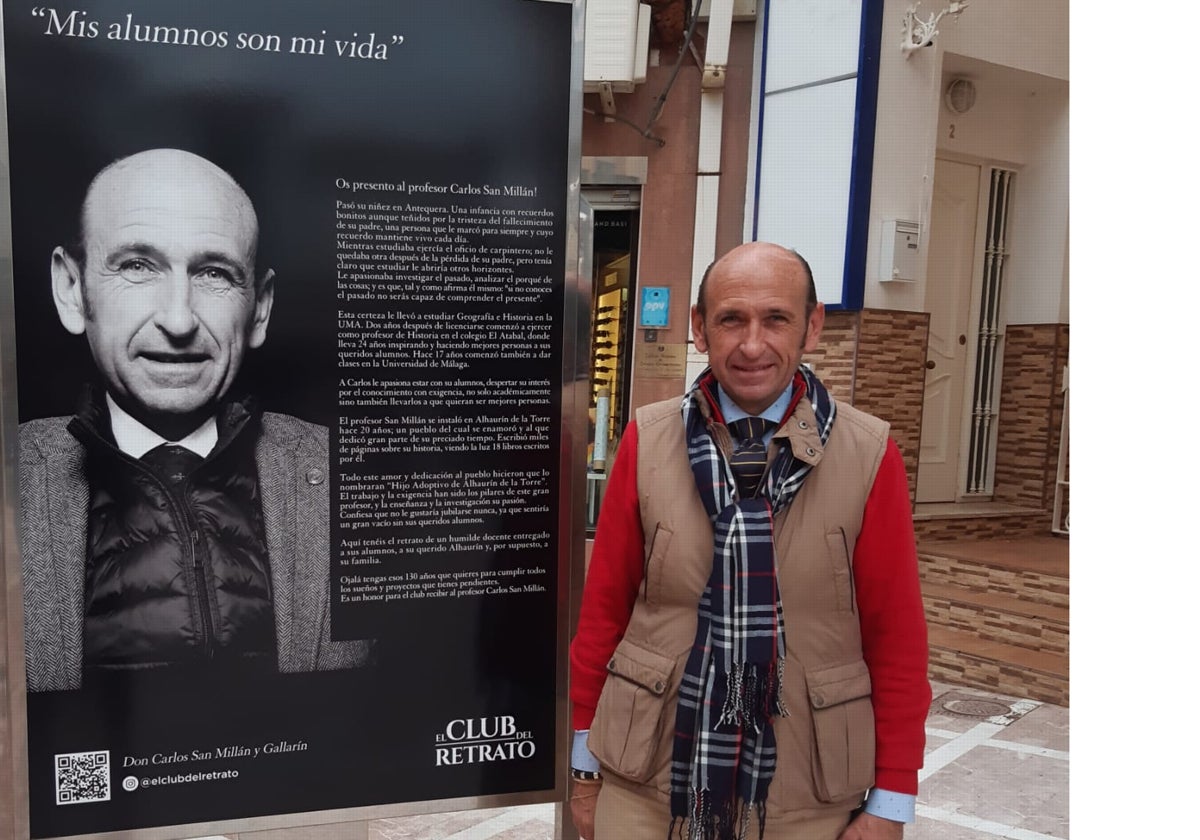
[965,168,1014,495]
[1052,366,1069,534]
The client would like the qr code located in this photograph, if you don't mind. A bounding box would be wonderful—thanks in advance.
[55,750,110,805]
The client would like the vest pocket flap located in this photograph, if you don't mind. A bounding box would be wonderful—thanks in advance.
[607,638,676,695]
[807,660,872,709]
[806,659,875,803]
[590,638,680,783]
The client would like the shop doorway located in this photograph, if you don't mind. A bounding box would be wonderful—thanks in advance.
[580,187,640,531]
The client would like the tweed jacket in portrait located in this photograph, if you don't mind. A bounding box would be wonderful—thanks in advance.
[18,411,370,692]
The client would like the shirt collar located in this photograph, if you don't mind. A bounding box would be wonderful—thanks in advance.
[106,394,218,459]
[716,382,794,426]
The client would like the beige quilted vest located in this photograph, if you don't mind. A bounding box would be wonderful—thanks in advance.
[589,394,890,820]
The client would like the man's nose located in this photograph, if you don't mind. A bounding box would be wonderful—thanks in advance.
[739,321,766,356]
[154,272,199,338]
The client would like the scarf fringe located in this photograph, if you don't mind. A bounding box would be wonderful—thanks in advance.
[718,659,790,731]
[676,788,763,840]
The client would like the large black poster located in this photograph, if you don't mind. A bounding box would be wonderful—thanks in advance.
[1,1,573,836]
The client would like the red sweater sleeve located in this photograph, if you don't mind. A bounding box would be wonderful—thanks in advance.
[853,438,932,794]
[569,420,645,730]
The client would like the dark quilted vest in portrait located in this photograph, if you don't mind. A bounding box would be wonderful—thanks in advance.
[68,390,276,679]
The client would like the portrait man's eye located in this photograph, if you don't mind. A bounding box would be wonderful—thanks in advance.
[195,266,241,289]
[115,257,159,281]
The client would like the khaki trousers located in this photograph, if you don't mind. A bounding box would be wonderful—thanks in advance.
[595,779,852,840]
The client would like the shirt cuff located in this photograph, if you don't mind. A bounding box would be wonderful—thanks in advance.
[864,788,916,823]
[572,730,601,772]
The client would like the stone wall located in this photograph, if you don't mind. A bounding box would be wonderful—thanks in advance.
[992,324,1069,510]
[804,308,929,500]
[852,310,930,499]
[807,309,858,403]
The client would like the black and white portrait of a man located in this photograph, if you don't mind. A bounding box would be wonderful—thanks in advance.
[18,148,370,692]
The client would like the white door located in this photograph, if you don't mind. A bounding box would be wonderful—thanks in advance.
[916,159,980,503]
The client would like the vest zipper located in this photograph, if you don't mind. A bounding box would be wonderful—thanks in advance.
[189,528,216,658]
[146,475,217,660]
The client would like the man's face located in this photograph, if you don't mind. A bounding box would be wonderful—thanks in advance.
[691,245,823,416]
[53,151,273,430]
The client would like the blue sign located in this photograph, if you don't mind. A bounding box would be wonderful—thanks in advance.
[639,286,670,328]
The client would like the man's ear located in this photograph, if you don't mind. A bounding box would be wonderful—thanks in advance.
[51,246,87,335]
[690,304,708,353]
[802,302,825,354]
[248,268,275,349]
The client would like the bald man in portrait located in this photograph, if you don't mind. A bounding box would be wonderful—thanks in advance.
[18,149,370,691]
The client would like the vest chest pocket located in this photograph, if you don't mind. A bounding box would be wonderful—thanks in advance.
[642,523,672,605]
[806,659,876,802]
[587,637,677,783]
[824,528,855,612]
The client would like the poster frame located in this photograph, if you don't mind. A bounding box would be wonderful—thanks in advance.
[0,0,586,836]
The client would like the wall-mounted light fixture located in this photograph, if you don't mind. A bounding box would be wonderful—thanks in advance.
[901,1,969,57]
[944,77,977,114]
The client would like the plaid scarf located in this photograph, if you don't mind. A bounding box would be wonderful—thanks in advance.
[670,366,836,840]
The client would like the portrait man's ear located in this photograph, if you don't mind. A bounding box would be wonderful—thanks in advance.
[248,268,276,349]
[51,246,87,335]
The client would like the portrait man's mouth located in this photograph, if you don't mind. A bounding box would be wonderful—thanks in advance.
[140,351,210,364]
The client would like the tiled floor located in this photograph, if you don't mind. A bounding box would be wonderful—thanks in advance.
[371,805,556,840]
[917,681,1068,839]
[368,680,1069,840]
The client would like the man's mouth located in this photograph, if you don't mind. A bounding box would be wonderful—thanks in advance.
[733,362,774,374]
[140,351,209,364]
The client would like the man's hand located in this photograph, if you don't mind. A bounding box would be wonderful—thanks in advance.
[837,811,904,840]
[569,777,602,840]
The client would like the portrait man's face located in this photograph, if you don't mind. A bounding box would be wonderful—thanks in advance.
[51,150,274,430]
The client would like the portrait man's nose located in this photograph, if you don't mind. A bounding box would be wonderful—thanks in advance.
[153,274,201,339]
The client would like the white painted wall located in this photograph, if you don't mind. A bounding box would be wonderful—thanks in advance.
[863,0,1068,324]
[861,0,942,312]
[932,59,1069,325]
[1002,86,1069,325]
[938,0,1069,82]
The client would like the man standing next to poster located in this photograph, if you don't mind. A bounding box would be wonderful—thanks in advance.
[18,148,370,692]
[569,243,930,840]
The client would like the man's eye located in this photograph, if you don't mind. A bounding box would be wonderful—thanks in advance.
[196,267,238,287]
[117,258,158,280]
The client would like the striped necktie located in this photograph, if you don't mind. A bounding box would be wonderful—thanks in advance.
[727,416,776,499]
